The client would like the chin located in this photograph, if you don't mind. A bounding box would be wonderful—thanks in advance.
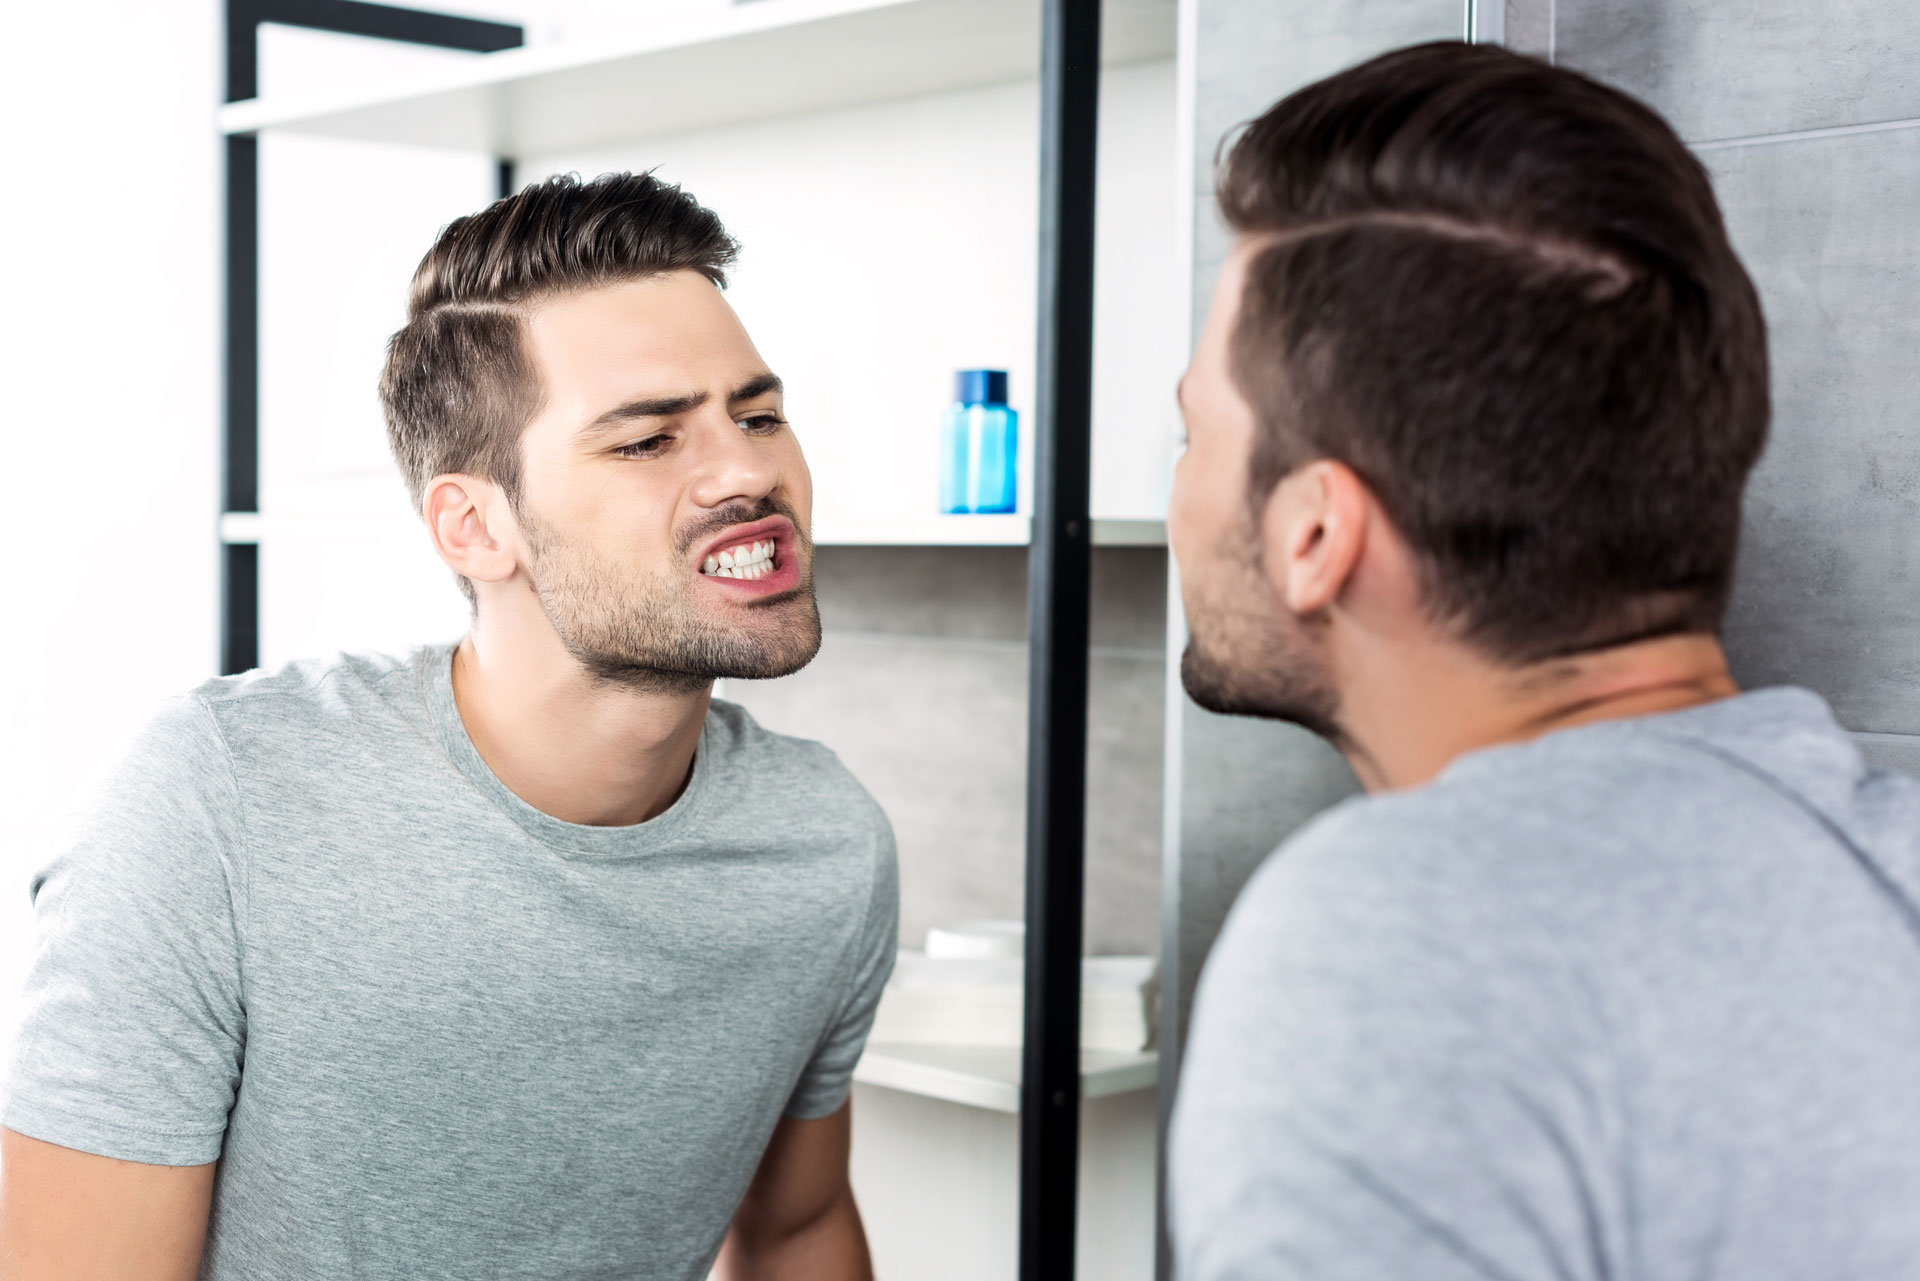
[1179,639,1341,742]
[715,627,823,682]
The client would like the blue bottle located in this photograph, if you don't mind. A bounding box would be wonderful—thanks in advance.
[940,369,1018,514]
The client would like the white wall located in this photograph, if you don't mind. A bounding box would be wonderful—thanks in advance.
[0,0,223,1070]
[850,1082,1158,1281]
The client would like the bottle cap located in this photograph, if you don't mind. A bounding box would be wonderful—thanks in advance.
[954,369,1010,406]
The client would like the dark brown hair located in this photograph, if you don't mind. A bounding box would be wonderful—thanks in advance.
[379,172,737,599]
[1219,42,1769,662]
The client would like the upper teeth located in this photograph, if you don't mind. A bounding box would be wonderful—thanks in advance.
[703,539,777,580]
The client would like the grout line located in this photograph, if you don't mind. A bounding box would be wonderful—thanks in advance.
[1692,115,1920,152]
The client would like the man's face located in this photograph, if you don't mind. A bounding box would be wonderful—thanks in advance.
[1169,239,1338,736]
[509,271,820,692]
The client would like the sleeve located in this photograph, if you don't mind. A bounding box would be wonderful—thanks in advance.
[1168,813,1618,1281]
[1,695,248,1165]
[784,810,899,1119]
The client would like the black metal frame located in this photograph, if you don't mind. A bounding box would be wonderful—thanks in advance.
[221,1,1107,1272]
[221,0,523,675]
[1020,0,1101,1277]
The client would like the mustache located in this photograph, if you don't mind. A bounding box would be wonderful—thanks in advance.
[674,496,807,558]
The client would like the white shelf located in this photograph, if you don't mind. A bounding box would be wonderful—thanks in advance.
[219,0,1177,153]
[854,1043,1158,1112]
[811,514,1165,546]
[219,510,1164,548]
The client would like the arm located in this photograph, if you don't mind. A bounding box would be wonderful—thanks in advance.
[0,1129,212,1281]
[0,698,245,1280]
[712,1103,871,1281]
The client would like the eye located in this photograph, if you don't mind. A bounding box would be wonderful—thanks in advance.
[739,414,787,435]
[614,434,672,458]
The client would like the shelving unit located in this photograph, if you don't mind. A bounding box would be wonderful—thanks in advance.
[220,0,1176,152]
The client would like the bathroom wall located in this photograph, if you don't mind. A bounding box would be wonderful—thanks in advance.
[0,0,224,1073]
[1547,0,1920,779]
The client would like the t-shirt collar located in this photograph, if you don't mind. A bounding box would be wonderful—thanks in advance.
[416,641,717,860]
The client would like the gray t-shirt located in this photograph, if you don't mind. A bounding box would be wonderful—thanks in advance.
[1171,688,1920,1280]
[3,644,898,1281]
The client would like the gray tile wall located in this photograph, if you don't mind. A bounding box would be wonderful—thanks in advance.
[1553,6,1920,743]
[1704,132,1920,730]
[728,546,1167,957]
[1556,0,1920,142]
[1189,0,1468,321]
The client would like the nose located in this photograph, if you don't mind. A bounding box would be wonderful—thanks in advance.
[687,413,781,511]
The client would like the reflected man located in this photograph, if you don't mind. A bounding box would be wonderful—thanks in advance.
[1,173,895,1281]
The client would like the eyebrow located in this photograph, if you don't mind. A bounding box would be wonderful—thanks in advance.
[579,372,784,437]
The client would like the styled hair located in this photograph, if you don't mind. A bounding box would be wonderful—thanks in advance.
[379,171,738,601]
[1219,42,1770,662]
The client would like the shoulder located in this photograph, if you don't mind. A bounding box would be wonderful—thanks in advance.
[1188,783,1613,1154]
[704,699,895,854]
[72,648,430,842]
[37,691,254,915]
[1235,781,1538,931]
[186,647,439,760]
[73,694,242,845]
[1206,776,1602,1042]
[1241,721,1734,933]
[1174,782,1629,1281]
[191,648,427,724]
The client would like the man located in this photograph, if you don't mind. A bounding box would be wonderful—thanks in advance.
[0,172,896,1280]
[1168,42,1920,1280]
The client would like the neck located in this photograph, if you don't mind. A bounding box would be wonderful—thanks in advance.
[451,606,711,827]
[1335,631,1740,792]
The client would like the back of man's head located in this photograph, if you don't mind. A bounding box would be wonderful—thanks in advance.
[1220,41,1769,663]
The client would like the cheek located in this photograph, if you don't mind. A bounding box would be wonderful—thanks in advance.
[1167,445,1222,564]
[566,489,679,571]
[767,438,813,523]
[787,450,813,507]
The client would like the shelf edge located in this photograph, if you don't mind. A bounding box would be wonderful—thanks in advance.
[852,1045,1159,1112]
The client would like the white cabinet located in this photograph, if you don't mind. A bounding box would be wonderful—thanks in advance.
[849,1047,1159,1281]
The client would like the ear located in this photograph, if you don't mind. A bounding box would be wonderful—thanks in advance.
[422,474,521,590]
[1257,459,1370,616]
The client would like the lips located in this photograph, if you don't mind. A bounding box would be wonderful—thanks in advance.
[693,515,802,595]
[695,515,792,568]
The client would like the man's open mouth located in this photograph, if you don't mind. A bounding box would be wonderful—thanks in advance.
[701,537,778,581]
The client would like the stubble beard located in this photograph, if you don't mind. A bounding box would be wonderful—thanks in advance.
[1178,537,1342,742]
[522,502,824,695]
